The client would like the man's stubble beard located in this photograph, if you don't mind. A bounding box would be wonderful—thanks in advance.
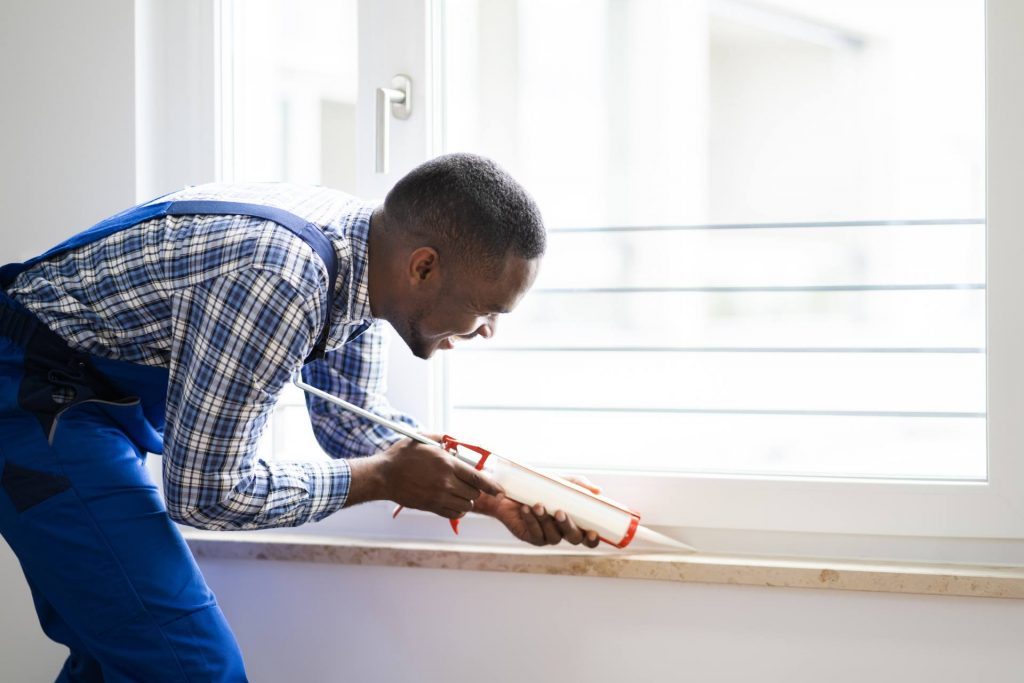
[400,307,433,359]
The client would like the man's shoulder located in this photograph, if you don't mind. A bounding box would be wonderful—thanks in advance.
[166,183,361,296]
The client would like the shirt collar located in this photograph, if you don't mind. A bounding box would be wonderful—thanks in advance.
[325,200,376,347]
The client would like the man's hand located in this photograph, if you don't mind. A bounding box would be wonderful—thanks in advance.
[475,476,602,548]
[346,437,503,518]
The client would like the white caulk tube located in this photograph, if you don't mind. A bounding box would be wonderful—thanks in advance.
[443,440,640,548]
[294,378,694,551]
[483,452,694,551]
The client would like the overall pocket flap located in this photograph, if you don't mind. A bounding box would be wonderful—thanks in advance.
[1,460,71,513]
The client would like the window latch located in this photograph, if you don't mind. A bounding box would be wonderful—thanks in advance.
[375,74,412,174]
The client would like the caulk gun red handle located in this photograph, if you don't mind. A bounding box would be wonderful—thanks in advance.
[440,435,492,534]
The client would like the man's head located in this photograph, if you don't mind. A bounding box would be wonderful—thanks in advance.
[368,153,545,359]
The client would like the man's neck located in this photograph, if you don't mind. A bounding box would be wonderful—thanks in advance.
[366,205,392,321]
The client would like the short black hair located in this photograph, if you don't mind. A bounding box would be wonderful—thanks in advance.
[383,153,546,268]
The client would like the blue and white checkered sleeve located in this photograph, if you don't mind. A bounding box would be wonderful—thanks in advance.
[301,320,421,458]
[161,266,353,531]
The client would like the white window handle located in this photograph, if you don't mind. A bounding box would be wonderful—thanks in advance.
[375,74,412,174]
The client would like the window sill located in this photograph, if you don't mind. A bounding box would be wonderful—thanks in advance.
[184,531,1024,600]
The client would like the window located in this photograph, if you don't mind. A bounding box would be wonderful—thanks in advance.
[209,0,1024,562]
[440,0,986,482]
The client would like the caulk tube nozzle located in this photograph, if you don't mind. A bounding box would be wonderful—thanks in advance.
[629,525,697,553]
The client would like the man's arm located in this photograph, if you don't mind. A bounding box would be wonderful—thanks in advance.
[302,325,598,546]
[161,266,354,530]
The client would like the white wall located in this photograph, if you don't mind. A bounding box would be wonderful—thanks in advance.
[199,556,1024,683]
[0,1,136,680]
[0,1,137,262]
[2,3,1024,682]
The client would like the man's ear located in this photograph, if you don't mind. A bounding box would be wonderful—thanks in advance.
[408,246,441,286]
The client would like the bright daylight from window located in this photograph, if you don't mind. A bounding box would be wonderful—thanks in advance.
[229,0,986,482]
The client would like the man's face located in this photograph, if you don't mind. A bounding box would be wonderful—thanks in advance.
[396,254,540,359]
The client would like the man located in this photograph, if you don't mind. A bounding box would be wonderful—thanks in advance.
[0,153,597,682]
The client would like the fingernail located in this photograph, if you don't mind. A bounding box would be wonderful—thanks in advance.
[555,510,566,522]
[534,504,545,516]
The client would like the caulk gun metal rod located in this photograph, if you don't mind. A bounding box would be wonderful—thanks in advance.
[296,379,698,553]
[293,379,479,467]
[294,378,438,447]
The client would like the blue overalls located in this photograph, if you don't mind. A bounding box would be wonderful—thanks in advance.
[0,199,338,682]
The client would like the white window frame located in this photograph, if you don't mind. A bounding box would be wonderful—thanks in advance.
[349,0,1024,561]
[144,0,1024,563]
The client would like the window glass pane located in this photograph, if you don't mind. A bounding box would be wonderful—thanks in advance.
[225,0,359,462]
[441,0,986,479]
[227,0,357,191]
[536,223,984,289]
[491,290,985,349]
[454,410,985,480]
[452,352,984,414]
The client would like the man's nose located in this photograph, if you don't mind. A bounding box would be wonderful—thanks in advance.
[478,317,497,339]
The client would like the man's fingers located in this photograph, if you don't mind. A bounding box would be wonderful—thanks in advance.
[519,504,546,545]
[452,460,504,497]
[437,505,467,520]
[532,504,562,545]
[553,510,584,545]
[583,529,600,548]
[445,494,474,514]
[449,478,480,502]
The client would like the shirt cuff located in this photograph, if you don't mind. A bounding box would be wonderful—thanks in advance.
[305,457,353,522]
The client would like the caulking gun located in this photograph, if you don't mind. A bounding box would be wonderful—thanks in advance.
[295,378,695,552]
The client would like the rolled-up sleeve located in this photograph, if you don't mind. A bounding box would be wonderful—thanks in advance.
[161,266,352,530]
[301,320,420,459]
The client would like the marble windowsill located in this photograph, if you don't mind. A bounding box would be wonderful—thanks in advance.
[185,531,1024,600]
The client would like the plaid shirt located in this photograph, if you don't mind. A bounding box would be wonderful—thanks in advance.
[8,182,416,530]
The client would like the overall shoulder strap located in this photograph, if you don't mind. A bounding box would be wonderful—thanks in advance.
[0,201,174,290]
[166,202,338,362]
[1,199,338,363]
